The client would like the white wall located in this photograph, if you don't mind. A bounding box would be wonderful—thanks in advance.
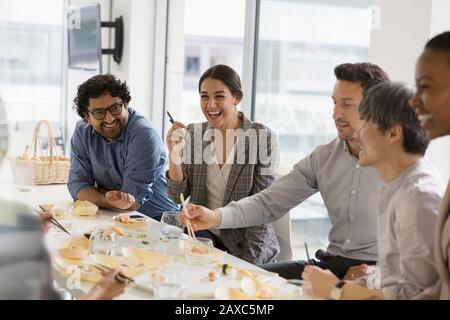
[127,0,155,121]
[430,0,450,35]
[427,0,450,182]
[164,0,185,124]
[110,0,156,120]
[368,0,432,85]
[65,0,158,144]
[108,0,130,80]
[368,0,450,182]
[65,0,111,151]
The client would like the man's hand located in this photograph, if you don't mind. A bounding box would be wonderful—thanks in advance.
[343,264,375,280]
[179,204,222,230]
[302,266,339,299]
[83,270,126,300]
[105,191,136,210]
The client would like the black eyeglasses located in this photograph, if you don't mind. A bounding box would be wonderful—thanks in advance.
[88,103,124,120]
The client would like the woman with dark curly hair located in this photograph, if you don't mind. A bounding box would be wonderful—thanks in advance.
[68,74,178,220]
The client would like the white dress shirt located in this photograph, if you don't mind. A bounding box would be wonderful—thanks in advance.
[205,141,237,237]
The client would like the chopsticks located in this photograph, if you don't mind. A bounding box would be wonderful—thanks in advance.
[180,193,196,241]
[166,110,175,124]
[92,263,134,284]
[304,241,310,261]
[35,206,71,236]
[92,263,155,295]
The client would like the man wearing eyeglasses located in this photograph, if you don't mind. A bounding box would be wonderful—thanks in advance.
[68,74,179,220]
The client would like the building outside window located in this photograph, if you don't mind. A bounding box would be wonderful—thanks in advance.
[179,0,246,125]
[253,0,372,259]
[0,0,65,170]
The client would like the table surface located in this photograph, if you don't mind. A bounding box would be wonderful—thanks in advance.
[0,181,307,300]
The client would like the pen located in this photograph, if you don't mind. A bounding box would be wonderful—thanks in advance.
[166,111,175,124]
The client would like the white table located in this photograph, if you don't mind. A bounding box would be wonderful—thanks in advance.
[0,182,299,300]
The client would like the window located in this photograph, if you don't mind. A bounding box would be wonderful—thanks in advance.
[253,0,372,259]
[177,0,246,125]
[0,0,65,163]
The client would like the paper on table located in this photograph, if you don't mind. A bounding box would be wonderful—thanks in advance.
[121,247,174,270]
[53,256,102,283]
[240,276,289,299]
[215,276,289,300]
[57,236,89,260]
[91,254,148,278]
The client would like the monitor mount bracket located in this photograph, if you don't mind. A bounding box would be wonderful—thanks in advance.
[101,16,123,64]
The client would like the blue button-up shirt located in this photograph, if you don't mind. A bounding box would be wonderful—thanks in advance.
[68,108,179,218]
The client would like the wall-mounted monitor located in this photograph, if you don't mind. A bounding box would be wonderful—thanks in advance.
[67,4,102,72]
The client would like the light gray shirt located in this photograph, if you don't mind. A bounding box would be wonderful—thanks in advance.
[220,138,382,261]
[379,158,444,300]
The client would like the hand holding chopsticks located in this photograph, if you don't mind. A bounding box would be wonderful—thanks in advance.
[35,205,71,236]
[180,193,196,241]
[92,263,154,295]
[92,263,134,284]
[81,265,127,300]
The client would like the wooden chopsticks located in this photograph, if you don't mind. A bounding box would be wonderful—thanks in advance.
[92,263,134,284]
[180,193,196,241]
[92,263,155,295]
[35,206,71,236]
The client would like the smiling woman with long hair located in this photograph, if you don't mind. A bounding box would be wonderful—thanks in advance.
[411,31,450,300]
[165,64,280,264]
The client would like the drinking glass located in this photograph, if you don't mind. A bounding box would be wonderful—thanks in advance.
[89,229,118,256]
[184,237,213,265]
[160,211,183,239]
[152,266,187,299]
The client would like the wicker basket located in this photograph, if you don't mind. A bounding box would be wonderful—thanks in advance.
[10,120,70,185]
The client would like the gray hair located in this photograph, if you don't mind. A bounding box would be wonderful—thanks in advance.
[359,82,429,155]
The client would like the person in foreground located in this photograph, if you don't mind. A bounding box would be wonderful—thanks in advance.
[180,63,390,280]
[0,202,125,300]
[68,74,178,220]
[0,112,124,300]
[411,31,450,300]
[166,64,280,264]
[303,82,444,300]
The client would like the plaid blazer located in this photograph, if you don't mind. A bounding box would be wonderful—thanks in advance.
[167,112,280,264]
